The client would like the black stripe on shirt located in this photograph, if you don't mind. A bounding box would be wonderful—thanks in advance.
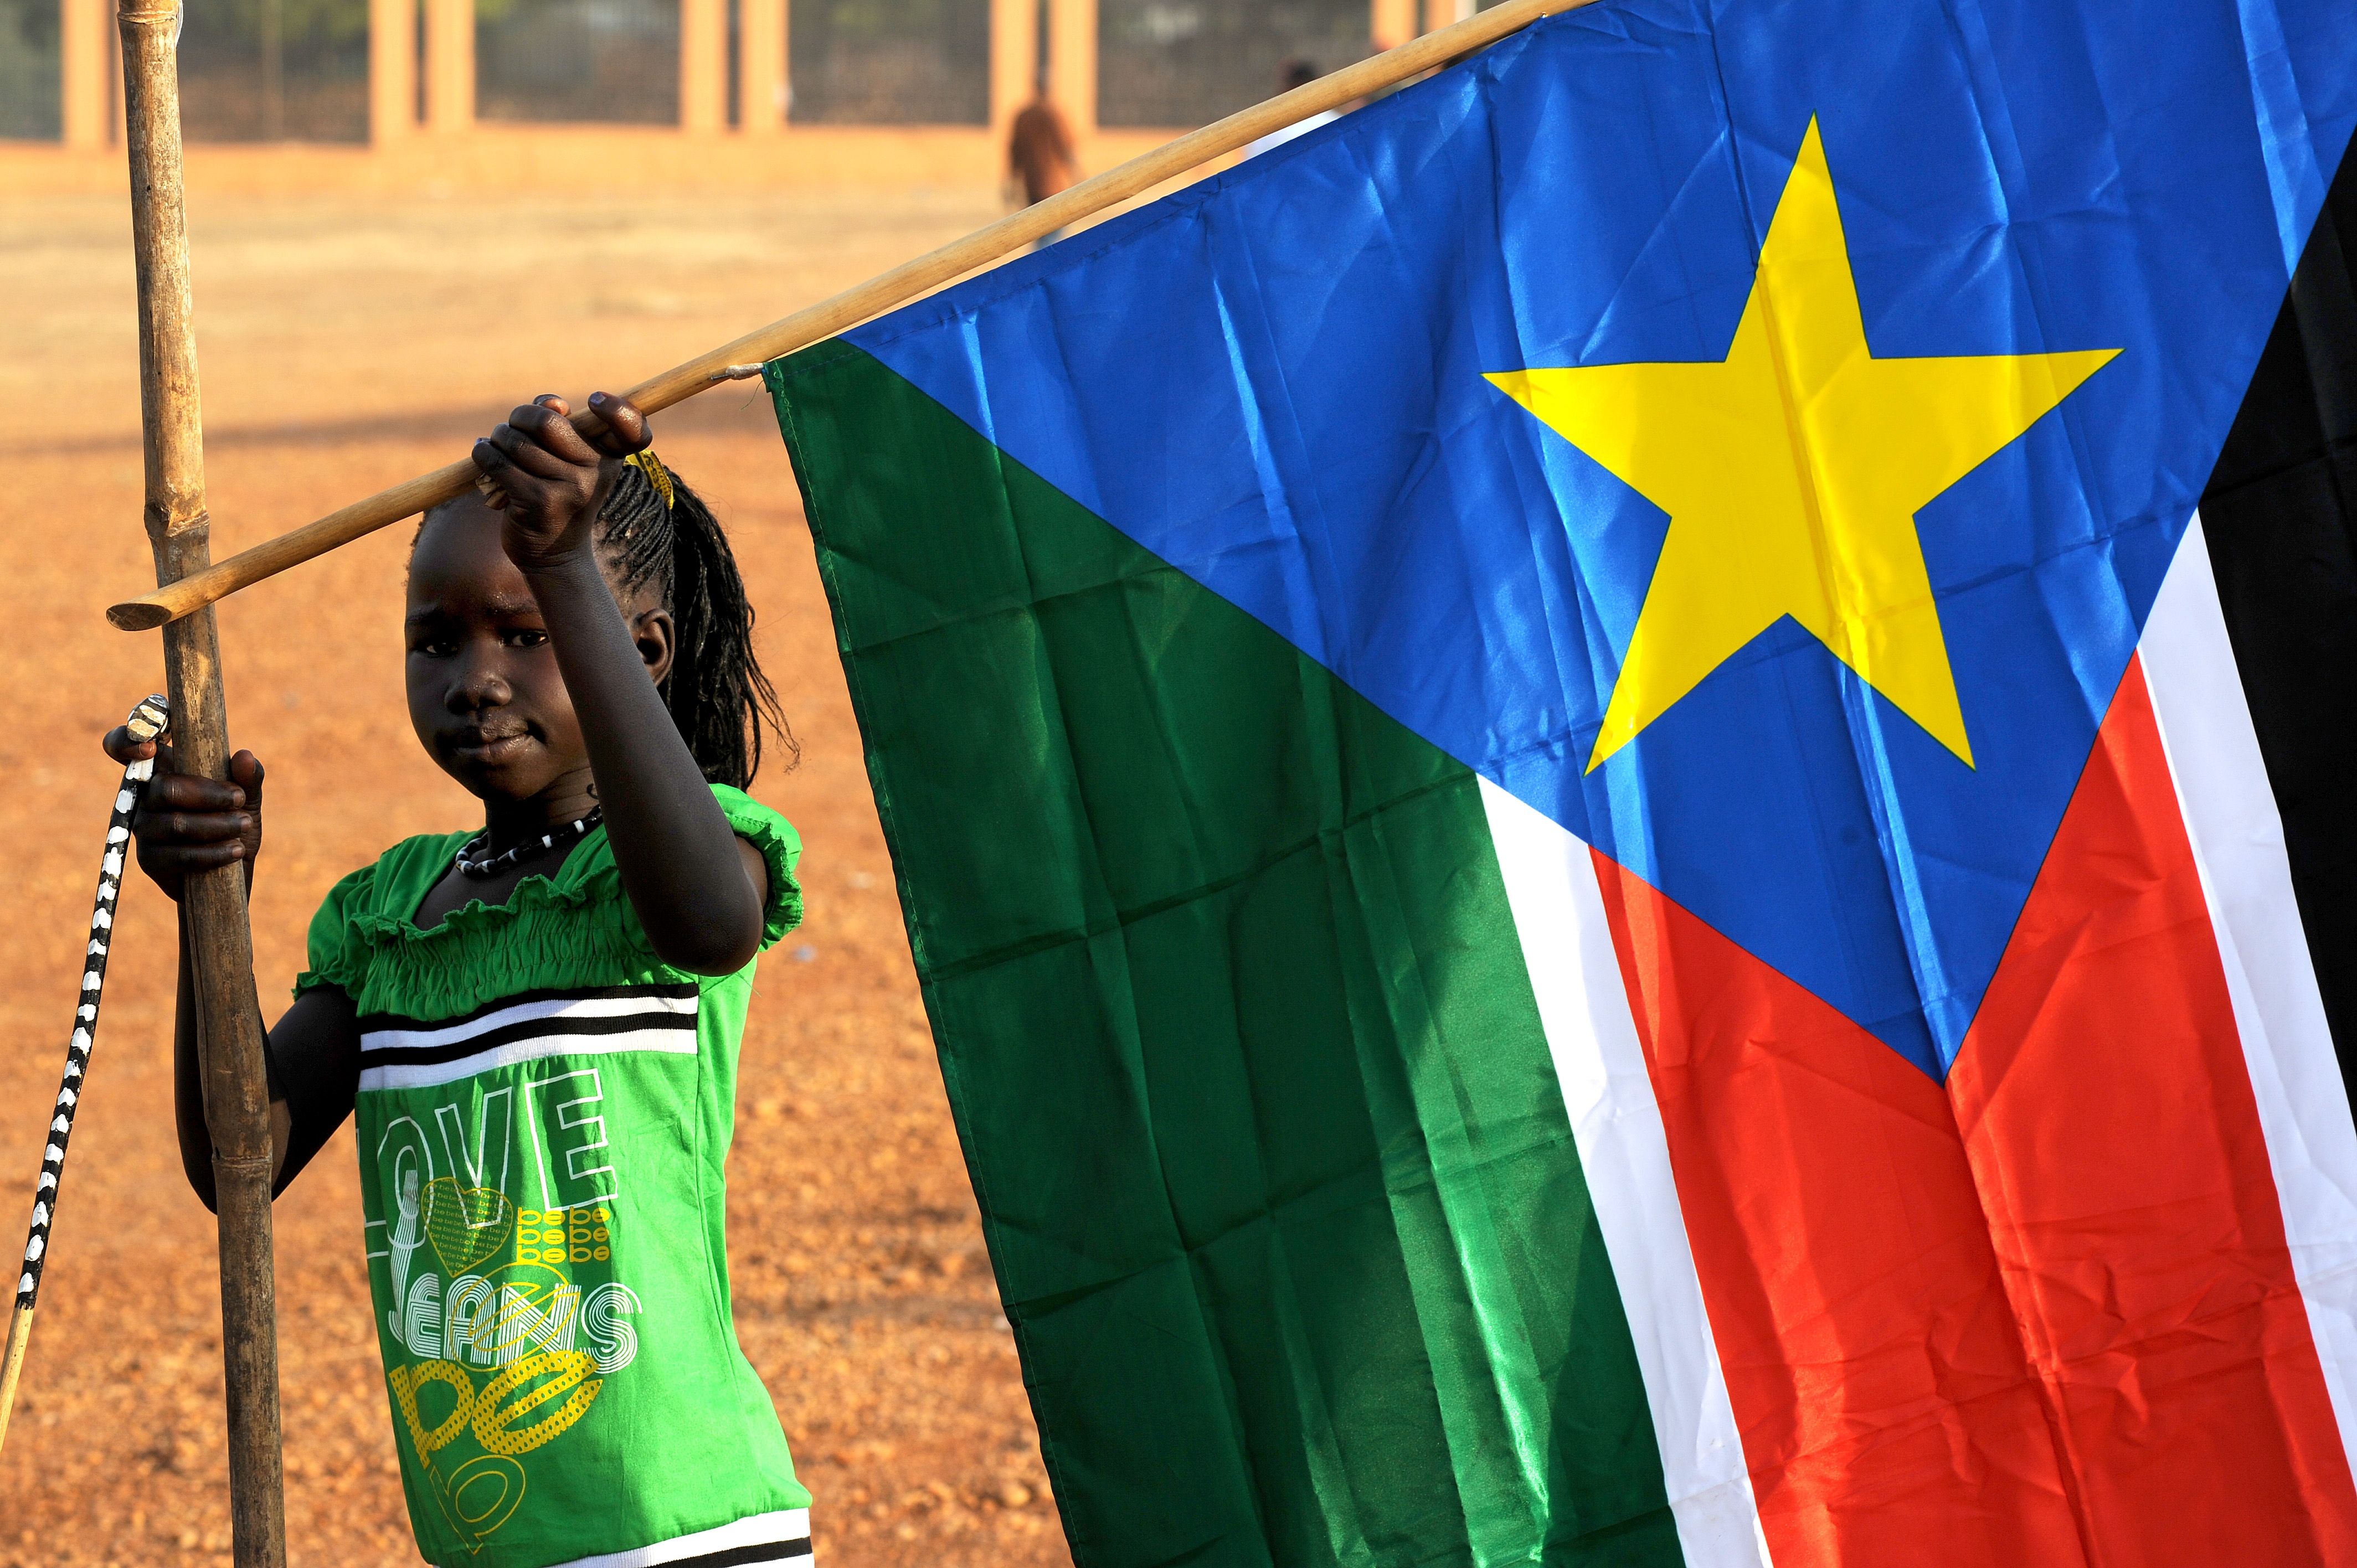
[658,1538,812,1567]
[356,981,702,1038]
[359,1007,696,1069]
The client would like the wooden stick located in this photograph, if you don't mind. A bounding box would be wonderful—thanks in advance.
[106,0,1589,632]
[117,7,289,1563]
[0,1302,29,1456]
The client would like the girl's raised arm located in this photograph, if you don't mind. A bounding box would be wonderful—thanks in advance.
[469,394,769,976]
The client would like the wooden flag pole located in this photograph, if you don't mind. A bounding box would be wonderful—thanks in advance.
[105,0,1589,633]
[0,1304,29,1452]
[118,4,289,1561]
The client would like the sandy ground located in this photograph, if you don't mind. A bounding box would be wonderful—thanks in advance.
[0,187,1077,1568]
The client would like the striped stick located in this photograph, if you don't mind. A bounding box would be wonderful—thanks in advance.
[0,695,169,1460]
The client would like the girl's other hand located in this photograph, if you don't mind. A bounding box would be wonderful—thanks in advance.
[101,726,264,900]
[470,391,652,575]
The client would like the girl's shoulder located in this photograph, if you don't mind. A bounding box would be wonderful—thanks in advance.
[316,829,477,923]
[529,785,804,941]
[706,783,805,947]
[291,830,471,1004]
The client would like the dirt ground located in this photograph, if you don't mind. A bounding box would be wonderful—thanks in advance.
[0,187,1078,1568]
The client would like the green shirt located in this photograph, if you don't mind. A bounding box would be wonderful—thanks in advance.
[299,785,812,1568]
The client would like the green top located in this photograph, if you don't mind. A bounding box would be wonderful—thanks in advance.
[299,784,812,1568]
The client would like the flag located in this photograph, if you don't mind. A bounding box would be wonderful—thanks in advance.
[766,2,2357,1562]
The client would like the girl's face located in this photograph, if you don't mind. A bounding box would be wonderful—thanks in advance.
[405,496,666,806]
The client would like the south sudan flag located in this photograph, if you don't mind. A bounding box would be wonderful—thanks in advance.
[768,3,2357,1562]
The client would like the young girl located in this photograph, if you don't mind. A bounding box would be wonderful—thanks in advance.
[109,392,815,1567]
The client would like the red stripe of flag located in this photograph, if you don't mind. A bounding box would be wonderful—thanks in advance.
[1594,853,2082,1562]
[1594,654,2357,1564]
[1948,655,2357,1561]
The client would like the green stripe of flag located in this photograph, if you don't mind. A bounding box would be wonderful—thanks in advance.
[770,341,1684,1568]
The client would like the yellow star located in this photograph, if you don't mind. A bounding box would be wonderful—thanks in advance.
[1488,118,2117,773]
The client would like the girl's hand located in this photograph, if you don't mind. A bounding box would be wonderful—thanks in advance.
[101,726,263,901]
[470,392,652,575]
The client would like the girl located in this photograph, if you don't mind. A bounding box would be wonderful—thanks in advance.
[108,392,815,1567]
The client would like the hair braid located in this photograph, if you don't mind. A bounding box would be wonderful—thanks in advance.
[594,460,792,789]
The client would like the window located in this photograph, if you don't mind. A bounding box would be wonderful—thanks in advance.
[788,0,989,126]
[1098,0,1370,129]
[0,0,61,141]
[477,0,682,125]
[177,0,371,142]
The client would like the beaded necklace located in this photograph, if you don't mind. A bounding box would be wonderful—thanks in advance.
[454,807,603,880]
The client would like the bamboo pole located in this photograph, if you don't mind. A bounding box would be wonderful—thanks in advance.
[0,1303,29,1453]
[117,5,289,1562]
[106,0,1589,632]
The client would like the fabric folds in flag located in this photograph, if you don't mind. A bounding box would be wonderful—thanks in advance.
[776,343,1682,1564]
[768,1,2357,1563]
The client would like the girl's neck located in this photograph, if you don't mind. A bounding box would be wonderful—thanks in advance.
[481,775,599,854]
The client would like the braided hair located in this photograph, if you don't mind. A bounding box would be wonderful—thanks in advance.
[593,457,792,790]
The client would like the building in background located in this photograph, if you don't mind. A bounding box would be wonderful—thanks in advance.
[0,0,1451,193]
[2,0,64,141]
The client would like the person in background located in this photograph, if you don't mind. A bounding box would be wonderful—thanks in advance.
[1008,75,1081,248]
[1242,58,1341,159]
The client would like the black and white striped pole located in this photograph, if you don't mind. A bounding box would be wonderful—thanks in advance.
[0,695,168,1459]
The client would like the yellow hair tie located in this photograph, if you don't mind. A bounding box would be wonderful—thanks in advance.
[624,448,675,511]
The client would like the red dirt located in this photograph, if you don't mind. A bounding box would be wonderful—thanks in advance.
[0,188,1077,1568]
